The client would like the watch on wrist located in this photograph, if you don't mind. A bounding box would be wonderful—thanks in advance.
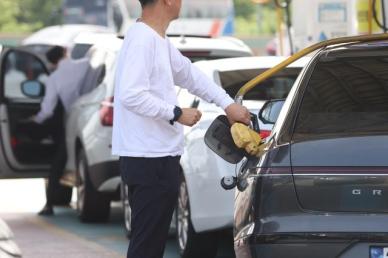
[170,106,182,125]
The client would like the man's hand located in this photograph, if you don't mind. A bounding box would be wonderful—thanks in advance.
[225,103,250,125]
[178,108,202,127]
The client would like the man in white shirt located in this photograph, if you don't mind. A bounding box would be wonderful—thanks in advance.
[32,46,90,215]
[113,0,250,257]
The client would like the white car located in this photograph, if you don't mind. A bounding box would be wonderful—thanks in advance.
[21,24,113,59]
[175,56,310,257]
[60,34,253,225]
[168,35,253,61]
[0,33,253,242]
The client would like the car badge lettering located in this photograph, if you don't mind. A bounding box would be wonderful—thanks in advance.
[373,190,382,196]
[352,189,361,195]
[351,189,383,196]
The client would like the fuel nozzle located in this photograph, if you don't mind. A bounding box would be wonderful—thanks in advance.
[221,176,237,190]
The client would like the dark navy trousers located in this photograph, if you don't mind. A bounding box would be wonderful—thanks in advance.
[120,156,181,258]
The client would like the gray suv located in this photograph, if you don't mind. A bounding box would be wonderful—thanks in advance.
[206,38,388,258]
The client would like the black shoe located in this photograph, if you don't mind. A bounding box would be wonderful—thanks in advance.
[38,205,54,216]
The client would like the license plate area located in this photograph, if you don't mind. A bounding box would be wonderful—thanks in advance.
[370,246,388,258]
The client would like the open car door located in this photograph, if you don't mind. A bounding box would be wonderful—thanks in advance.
[0,48,53,179]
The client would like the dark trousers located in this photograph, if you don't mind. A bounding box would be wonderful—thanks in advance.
[120,156,181,258]
[45,101,66,206]
[46,137,67,205]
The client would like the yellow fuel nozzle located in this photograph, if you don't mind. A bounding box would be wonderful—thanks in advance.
[230,123,266,157]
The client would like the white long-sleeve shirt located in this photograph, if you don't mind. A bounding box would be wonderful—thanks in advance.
[34,58,90,124]
[112,22,234,157]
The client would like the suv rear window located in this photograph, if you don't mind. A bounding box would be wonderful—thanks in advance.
[293,55,388,139]
[71,44,92,59]
[219,68,301,100]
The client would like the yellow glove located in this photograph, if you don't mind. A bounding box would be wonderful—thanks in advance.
[230,123,266,156]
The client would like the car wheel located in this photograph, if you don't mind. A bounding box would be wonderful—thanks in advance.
[121,183,132,238]
[176,176,218,258]
[76,149,110,222]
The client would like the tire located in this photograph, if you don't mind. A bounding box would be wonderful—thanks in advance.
[176,176,218,258]
[121,182,132,238]
[51,185,72,206]
[76,149,111,222]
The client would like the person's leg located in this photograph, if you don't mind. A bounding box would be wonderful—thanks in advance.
[120,156,180,258]
[39,138,67,215]
[39,101,66,215]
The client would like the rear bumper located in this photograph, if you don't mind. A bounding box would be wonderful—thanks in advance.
[88,161,120,193]
[235,233,388,258]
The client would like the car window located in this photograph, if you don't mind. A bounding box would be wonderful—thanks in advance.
[71,43,92,60]
[293,55,388,139]
[219,68,301,100]
[177,68,302,113]
[3,51,47,99]
[79,49,107,95]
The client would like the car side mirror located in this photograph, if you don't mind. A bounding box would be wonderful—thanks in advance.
[21,80,45,98]
[259,99,285,125]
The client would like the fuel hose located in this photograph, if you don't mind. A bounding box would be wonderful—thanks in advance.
[275,0,294,54]
[372,0,388,32]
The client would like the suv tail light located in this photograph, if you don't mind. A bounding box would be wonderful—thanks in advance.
[100,96,114,126]
[260,130,271,139]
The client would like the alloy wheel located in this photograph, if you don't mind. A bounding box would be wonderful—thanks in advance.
[177,180,189,251]
[76,158,86,214]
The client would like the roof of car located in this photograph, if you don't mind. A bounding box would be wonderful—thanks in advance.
[194,56,311,72]
[22,25,113,47]
[168,36,253,56]
[74,32,253,57]
[74,32,123,51]
[90,36,123,53]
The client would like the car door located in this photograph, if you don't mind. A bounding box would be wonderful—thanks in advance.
[0,48,52,178]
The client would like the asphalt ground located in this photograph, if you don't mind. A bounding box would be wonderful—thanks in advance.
[0,179,235,258]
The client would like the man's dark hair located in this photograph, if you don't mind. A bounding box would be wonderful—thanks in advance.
[46,46,66,65]
[139,0,156,8]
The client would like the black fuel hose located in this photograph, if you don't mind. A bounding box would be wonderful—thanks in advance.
[372,0,388,32]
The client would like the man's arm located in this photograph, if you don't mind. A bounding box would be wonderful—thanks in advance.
[34,76,59,124]
[168,42,250,125]
[116,43,175,121]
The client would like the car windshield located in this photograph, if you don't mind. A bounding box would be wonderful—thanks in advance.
[293,53,388,139]
[219,68,301,100]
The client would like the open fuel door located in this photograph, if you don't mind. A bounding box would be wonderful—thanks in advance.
[0,48,52,178]
[204,115,246,164]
